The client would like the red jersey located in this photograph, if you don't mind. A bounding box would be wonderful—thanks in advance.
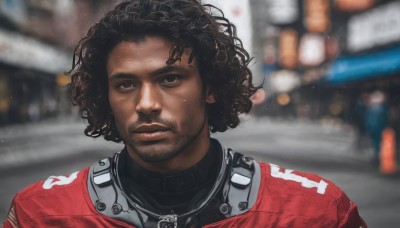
[3,162,366,227]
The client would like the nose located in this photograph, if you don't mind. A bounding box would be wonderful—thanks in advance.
[135,83,161,115]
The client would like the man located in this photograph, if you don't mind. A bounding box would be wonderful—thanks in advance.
[4,0,366,227]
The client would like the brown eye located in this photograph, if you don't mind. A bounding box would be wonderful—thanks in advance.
[117,81,136,90]
[160,75,182,87]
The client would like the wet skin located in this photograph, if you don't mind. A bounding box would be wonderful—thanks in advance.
[107,36,215,173]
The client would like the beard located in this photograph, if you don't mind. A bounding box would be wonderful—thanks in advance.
[123,115,208,164]
[127,134,191,163]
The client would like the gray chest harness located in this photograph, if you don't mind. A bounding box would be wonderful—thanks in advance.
[87,148,261,228]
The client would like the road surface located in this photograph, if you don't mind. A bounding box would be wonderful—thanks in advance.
[1,116,399,227]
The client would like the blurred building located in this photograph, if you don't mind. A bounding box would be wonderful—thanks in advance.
[0,0,114,125]
[253,0,400,128]
[2,0,399,128]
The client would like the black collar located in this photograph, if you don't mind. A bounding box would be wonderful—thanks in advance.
[122,140,219,194]
[117,138,222,213]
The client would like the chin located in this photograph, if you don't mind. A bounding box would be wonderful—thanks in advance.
[133,144,181,163]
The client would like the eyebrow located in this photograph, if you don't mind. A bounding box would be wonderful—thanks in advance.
[108,65,192,81]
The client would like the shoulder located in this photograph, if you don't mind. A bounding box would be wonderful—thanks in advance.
[10,167,93,219]
[201,158,366,227]
[254,162,364,226]
[15,167,89,201]
[259,162,340,197]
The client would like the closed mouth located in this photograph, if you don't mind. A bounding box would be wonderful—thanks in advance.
[133,123,169,134]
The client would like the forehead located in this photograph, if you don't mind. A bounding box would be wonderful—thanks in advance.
[110,36,172,58]
[106,36,197,76]
[110,36,195,61]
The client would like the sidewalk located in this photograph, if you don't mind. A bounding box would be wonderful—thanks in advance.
[216,116,376,164]
[0,116,121,170]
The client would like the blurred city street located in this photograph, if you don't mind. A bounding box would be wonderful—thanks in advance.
[1,116,399,227]
[1,0,400,227]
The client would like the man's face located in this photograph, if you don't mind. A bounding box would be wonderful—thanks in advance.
[107,36,215,169]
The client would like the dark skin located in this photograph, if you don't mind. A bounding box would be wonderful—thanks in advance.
[107,36,216,173]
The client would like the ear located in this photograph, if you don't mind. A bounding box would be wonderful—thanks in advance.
[205,88,216,104]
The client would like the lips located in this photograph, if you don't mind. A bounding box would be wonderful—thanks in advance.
[133,123,169,141]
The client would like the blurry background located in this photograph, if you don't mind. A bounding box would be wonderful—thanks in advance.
[1,0,400,227]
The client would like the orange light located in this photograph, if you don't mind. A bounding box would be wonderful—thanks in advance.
[277,93,290,106]
[279,28,298,69]
[335,0,375,12]
[56,74,71,87]
[305,0,330,33]
[380,128,397,175]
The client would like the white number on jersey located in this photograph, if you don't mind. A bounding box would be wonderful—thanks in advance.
[42,171,79,190]
[270,164,328,194]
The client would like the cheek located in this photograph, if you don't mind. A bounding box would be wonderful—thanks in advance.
[165,92,206,124]
[109,93,136,124]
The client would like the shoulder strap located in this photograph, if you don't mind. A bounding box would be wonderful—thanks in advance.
[87,156,147,227]
[86,149,262,227]
[220,150,261,217]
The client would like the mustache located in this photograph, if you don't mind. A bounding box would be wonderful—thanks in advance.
[128,117,176,133]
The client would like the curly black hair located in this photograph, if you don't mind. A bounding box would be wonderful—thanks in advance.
[70,0,261,142]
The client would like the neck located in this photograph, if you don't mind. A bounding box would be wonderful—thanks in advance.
[119,139,221,213]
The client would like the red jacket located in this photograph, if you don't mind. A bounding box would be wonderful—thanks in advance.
[3,163,366,227]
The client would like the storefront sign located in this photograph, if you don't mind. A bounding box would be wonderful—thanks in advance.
[269,70,301,93]
[325,36,340,60]
[266,0,299,24]
[205,0,252,54]
[279,28,298,69]
[0,29,70,74]
[348,1,400,52]
[326,46,400,84]
[335,0,375,12]
[299,33,325,66]
[304,0,330,33]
